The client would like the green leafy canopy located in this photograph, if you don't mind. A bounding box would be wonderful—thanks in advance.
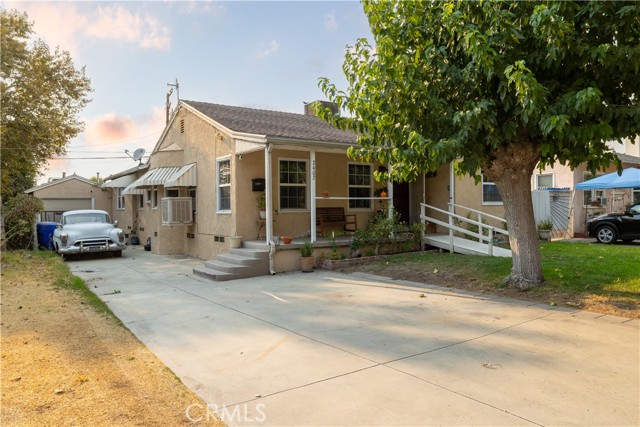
[319,1,639,183]
[1,9,92,201]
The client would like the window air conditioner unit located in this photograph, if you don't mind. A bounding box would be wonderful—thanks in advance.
[161,197,193,225]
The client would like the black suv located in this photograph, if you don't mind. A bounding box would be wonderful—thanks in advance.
[586,202,640,244]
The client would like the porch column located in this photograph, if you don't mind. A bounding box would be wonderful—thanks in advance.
[387,163,394,219]
[310,150,317,243]
[264,145,273,243]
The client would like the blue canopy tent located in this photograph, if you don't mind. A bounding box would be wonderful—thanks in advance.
[575,167,640,190]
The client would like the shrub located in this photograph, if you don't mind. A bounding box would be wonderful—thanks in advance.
[4,194,44,249]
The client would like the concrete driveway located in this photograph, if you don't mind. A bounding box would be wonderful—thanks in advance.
[69,247,639,426]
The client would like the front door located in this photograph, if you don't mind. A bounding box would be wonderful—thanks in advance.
[393,181,411,223]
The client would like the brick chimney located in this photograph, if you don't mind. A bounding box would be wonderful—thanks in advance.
[304,100,340,117]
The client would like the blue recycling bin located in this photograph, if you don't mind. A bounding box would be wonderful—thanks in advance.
[37,222,58,250]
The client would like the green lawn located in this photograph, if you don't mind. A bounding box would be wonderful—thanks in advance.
[377,241,640,299]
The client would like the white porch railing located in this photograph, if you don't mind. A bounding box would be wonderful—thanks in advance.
[420,203,509,257]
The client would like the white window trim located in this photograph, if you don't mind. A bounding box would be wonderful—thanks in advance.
[536,173,554,189]
[116,188,125,210]
[138,194,144,210]
[217,156,232,214]
[152,186,158,209]
[278,158,309,212]
[146,188,152,204]
[481,175,503,206]
[347,162,374,212]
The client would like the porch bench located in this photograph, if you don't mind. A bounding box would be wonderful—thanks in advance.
[316,207,357,237]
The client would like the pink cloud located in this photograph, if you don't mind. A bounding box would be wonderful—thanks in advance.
[6,2,171,53]
[84,113,138,145]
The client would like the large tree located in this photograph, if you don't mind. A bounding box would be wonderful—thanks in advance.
[1,9,92,201]
[319,1,640,289]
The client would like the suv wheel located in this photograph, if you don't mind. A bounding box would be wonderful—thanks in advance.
[595,225,617,244]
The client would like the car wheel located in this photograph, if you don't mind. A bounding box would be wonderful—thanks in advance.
[113,250,122,258]
[595,225,617,244]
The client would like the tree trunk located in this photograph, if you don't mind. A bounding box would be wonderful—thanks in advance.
[484,140,543,289]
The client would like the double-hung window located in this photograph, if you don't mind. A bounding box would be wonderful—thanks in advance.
[217,158,231,213]
[482,175,502,204]
[152,186,158,208]
[116,188,125,210]
[348,163,372,209]
[279,160,307,210]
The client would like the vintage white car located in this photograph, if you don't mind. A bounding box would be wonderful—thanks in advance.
[53,209,126,258]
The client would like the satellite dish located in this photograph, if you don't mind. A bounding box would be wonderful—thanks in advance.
[132,148,145,162]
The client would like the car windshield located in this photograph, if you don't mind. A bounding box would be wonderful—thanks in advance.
[63,213,110,225]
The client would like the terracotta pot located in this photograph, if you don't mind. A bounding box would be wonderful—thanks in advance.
[379,191,387,198]
[281,236,293,244]
[320,192,329,198]
[300,256,315,272]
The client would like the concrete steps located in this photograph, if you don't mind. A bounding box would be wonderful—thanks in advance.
[193,244,270,282]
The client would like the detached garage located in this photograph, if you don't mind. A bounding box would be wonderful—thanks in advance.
[25,173,112,222]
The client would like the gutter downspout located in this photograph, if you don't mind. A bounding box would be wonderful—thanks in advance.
[265,143,276,274]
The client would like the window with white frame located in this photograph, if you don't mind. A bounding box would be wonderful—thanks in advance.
[217,158,231,212]
[146,188,152,204]
[152,187,158,208]
[536,173,554,189]
[582,172,604,206]
[482,175,502,204]
[138,194,144,209]
[116,188,125,210]
[348,163,372,209]
[165,188,179,198]
[279,160,307,210]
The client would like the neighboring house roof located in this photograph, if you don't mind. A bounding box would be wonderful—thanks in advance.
[182,100,357,144]
[24,173,99,194]
[617,152,640,166]
[104,163,150,182]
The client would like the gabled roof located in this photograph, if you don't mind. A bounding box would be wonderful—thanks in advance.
[25,174,99,194]
[182,100,357,144]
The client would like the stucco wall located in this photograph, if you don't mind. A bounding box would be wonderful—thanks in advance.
[33,178,111,215]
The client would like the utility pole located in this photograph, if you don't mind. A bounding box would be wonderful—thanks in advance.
[166,78,180,124]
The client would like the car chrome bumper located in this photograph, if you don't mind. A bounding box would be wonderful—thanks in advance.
[57,242,127,254]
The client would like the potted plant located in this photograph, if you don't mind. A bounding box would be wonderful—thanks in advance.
[537,219,553,241]
[256,192,266,219]
[300,241,314,272]
[228,236,243,248]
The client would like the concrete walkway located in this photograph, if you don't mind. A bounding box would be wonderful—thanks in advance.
[69,247,639,426]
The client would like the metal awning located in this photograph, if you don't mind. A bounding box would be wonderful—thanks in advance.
[102,174,136,188]
[122,165,197,195]
[165,163,197,187]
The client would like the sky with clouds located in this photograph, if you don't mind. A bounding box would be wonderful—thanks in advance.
[6,1,372,183]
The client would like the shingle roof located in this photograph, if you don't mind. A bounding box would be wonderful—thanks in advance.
[182,100,357,144]
[617,152,640,166]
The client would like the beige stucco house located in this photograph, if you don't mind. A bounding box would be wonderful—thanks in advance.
[105,100,382,270]
[531,137,640,236]
[25,173,112,222]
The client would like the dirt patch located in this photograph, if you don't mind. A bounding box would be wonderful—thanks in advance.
[1,253,224,426]
[338,260,639,319]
